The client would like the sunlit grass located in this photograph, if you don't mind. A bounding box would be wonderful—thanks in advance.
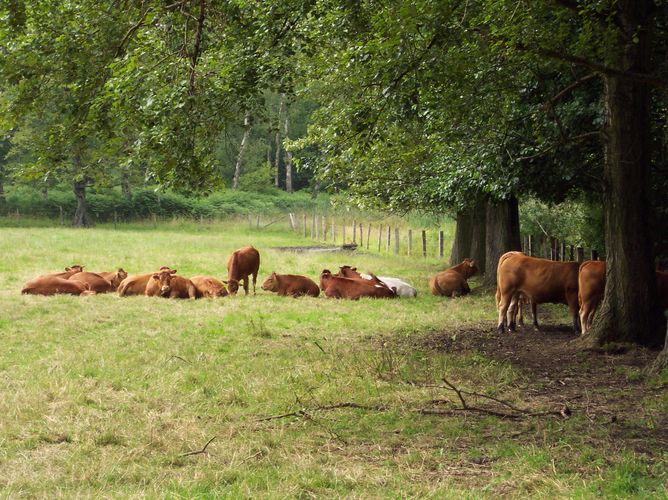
[0,220,665,497]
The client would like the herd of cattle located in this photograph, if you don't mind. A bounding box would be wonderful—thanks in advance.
[19,245,668,335]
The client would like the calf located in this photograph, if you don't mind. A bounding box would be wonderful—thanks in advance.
[22,275,92,296]
[320,270,396,300]
[69,269,128,293]
[261,272,320,297]
[226,246,260,295]
[145,270,198,299]
[496,252,580,333]
[429,259,478,297]
[190,276,228,298]
[95,268,128,291]
[118,267,176,296]
[578,261,668,333]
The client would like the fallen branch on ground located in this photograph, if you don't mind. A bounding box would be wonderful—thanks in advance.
[180,436,216,457]
[256,402,388,422]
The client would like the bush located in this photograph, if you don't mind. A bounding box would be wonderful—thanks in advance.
[1,185,331,223]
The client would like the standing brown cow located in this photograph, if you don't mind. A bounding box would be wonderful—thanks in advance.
[429,259,478,297]
[226,246,260,295]
[496,252,580,333]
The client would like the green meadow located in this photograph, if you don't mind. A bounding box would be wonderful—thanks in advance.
[0,219,665,498]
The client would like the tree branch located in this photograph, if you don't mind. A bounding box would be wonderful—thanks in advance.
[545,73,597,108]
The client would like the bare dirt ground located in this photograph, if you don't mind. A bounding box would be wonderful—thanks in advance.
[402,320,668,458]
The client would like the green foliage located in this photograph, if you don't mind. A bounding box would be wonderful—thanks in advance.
[2,186,330,222]
[519,197,604,251]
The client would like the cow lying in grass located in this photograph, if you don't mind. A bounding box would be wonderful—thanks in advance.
[337,266,416,298]
[320,269,396,300]
[261,272,320,297]
[118,267,176,296]
[145,269,199,299]
[429,259,478,297]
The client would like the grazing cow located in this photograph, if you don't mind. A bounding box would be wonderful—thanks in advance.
[22,275,92,296]
[261,272,320,297]
[68,269,128,293]
[337,266,417,298]
[320,269,396,300]
[429,259,478,297]
[190,276,228,298]
[578,261,668,333]
[145,270,198,299]
[496,252,580,334]
[117,267,176,297]
[226,246,260,295]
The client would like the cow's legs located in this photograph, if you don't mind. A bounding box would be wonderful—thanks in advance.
[569,302,581,334]
[507,295,519,332]
[531,302,539,331]
[497,293,511,333]
[579,306,590,334]
[252,271,257,295]
[243,277,249,295]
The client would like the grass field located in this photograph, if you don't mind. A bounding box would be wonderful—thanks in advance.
[0,219,666,498]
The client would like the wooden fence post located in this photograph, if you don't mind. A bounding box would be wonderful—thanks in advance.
[302,214,307,238]
[358,223,363,247]
[528,235,533,256]
[422,230,427,257]
[438,230,444,258]
[256,215,260,229]
[394,227,400,255]
[322,216,326,241]
[408,229,413,256]
[113,210,118,230]
[560,241,566,262]
[332,218,336,243]
[569,244,574,261]
[289,213,296,231]
[315,214,319,239]
[343,219,347,243]
[366,224,371,249]
[351,220,356,243]
[591,249,599,260]
[386,226,391,252]
[152,213,157,228]
[377,225,382,252]
[60,206,65,226]
[576,246,584,262]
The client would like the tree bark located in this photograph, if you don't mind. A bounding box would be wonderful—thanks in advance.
[483,196,521,287]
[232,111,252,190]
[450,211,473,266]
[274,95,285,188]
[582,0,665,348]
[284,101,293,193]
[73,179,92,227]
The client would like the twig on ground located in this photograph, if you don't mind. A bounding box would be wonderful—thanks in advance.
[180,436,216,457]
[167,355,192,364]
[256,402,388,422]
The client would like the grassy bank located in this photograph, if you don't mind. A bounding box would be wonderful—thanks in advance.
[0,221,665,497]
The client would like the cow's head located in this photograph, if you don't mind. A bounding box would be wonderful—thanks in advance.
[152,270,174,297]
[225,278,240,295]
[66,264,84,273]
[204,278,227,298]
[464,259,478,278]
[337,266,361,279]
[261,272,279,292]
[110,268,128,289]
[158,266,177,274]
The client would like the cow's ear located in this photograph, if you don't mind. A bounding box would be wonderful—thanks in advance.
[206,279,213,285]
[352,267,357,271]
[222,280,228,284]
[170,269,177,274]
[152,274,159,280]
[469,260,475,267]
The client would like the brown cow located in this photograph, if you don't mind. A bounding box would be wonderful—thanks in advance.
[578,261,668,333]
[21,275,92,296]
[261,272,320,297]
[68,269,128,293]
[190,276,228,298]
[226,246,260,295]
[429,259,478,297]
[320,270,396,300]
[496,252,580,333]
[39,264,85,279]
[117,267,176,296]
[145,270,198,299]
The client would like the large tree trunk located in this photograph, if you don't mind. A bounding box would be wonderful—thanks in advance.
[582,0,664,348]
[483,196,521,287]
[450,211,473,266]
[274,95,285,188]
[284,102,293,193]
[232,111,252,190]
[73,179,92,227]
[450,198,487,271]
